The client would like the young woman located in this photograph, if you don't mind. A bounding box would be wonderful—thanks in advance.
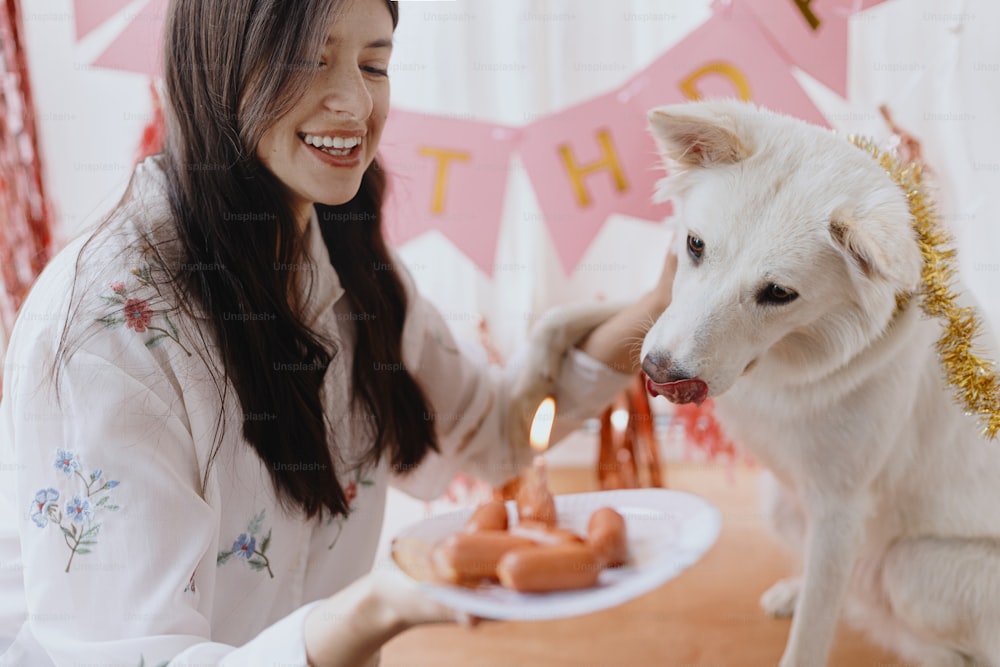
[0,0,674,665]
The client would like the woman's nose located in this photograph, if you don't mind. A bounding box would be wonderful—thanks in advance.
[321,64,374,120]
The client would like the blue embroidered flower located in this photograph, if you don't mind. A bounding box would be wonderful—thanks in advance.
[65,494,94,524]
[232,534,256,559]
[30,488,59,528]
[90,470,102,482]
[105,480,120,489]
[54,449,80,476]
[218,510,273,578]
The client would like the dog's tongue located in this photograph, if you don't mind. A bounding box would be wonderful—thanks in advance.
[645,377,709,405]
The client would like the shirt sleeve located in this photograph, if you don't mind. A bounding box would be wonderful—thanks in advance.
[390,274,634,500]
[2,289,319,666]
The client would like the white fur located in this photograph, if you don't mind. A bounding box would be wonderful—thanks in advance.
[638,100,1000,667]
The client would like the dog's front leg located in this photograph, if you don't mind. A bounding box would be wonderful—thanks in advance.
[779,495,868,667]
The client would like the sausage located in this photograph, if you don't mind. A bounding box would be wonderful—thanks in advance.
[587,507,628,568]
[496,543,603,592]
[431,531,537,585]
[463,499,509,533]
[509,520,584,546]
[515,477,557,527]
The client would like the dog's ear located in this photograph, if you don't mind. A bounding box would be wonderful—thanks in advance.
[647,103,752,169]
[829,213,922,289]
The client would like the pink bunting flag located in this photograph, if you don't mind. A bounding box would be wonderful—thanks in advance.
[379,109,518,276]
[73,0,134,40]
[628,8,828,127]
[725,0,851,97]
[90,0,168,77]
[517,88,671,275]
[853,0,895,9]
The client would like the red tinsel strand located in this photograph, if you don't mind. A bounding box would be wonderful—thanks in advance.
[0,0,53,353]
[672,399,751,482]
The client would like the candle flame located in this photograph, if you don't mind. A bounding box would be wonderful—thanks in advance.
[529,397,556,453]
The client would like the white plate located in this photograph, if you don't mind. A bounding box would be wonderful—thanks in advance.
[389,488,721,621]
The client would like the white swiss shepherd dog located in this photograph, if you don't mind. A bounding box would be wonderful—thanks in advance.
[514,99,1000,667]
[632,99,1000,667]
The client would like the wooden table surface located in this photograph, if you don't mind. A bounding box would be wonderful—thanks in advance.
[380,464,905,667]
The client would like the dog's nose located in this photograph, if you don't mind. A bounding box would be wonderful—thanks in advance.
[641,352,690,384]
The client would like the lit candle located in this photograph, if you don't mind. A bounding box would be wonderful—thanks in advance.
[517,397,557,526]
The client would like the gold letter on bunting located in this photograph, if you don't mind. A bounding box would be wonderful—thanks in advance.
[793,0,821,31]
[679,62,753,102]
[418,146,471,214]
[557,129,629,208]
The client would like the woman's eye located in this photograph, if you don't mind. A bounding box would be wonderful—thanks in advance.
[687,234,705,261]
[758,284,799,305]
[361,65,389,77]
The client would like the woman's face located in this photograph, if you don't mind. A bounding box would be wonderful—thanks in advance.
[257,0,393,224]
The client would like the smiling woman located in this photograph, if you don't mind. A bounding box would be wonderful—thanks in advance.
[0,0,675,665]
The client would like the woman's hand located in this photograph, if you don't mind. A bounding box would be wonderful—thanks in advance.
[646,247,678,315]
[574,247,679,374]
[303,569,474,667]
[367,568,476,630]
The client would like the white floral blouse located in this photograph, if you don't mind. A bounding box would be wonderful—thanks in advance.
[0,158,632,666]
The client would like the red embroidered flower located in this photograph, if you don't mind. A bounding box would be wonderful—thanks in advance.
[110,281,125,295]
[345,481,358,505]
[123,298,153,332]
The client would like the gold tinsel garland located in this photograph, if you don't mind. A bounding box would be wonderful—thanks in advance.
[848,136,1000,439]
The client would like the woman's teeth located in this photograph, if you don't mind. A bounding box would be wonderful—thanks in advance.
[302,133,362,155]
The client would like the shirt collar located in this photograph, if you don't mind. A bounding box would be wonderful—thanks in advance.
[298,206,346,325]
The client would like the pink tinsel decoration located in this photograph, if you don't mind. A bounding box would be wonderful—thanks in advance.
[135,81,166,165]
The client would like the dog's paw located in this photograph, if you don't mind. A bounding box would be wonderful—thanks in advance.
[506,302,626,447]
[760,577,801,618]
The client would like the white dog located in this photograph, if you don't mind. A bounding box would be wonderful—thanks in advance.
[635,100,1000,666]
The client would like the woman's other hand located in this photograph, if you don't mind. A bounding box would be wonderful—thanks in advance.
[303,569,478,667]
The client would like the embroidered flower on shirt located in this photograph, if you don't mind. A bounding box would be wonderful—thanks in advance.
[65,494,94,523]
[217,509,274,579]
[30,488,59,528]
[325,467,374,550]
[123,298,153,332]
[53,449,80,476]
[232,533,256,559]
[97,271,192,356]
[31,450,122,573]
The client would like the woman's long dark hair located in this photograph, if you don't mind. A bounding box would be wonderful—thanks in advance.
[54,0,437,520]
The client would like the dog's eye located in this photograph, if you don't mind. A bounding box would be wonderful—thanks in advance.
[687,234,704,261]
[758,284,799,305]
